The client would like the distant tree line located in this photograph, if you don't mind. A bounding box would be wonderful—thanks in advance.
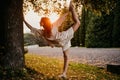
[71,0,120,48]
[24,33,48,46]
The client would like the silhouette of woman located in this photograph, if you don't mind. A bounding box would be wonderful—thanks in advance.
[24,1,80,78]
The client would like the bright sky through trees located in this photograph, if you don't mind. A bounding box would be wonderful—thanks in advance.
[23,0,71,33]
[24,10,40,33]
[23,10,60,33]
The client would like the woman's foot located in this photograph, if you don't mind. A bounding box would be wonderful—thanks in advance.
[58,73,67,78]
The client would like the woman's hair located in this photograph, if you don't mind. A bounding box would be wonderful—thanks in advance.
[40,17,52,38]
[40,17,51,28]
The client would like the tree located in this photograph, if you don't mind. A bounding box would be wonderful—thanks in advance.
[23,0,69,16]
[74,0,116,15]
[78,7,88,47]
[85,11,114,48]
[80,0,120,48]
[0,0,24,70]
[112,0,120,47]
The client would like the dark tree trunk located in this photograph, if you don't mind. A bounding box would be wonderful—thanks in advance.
[0,0,24,69]
[112,0,120,47]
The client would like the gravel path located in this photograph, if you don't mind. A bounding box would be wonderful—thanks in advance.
[26,45,120,67]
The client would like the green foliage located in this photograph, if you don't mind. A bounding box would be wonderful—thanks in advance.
[24,0,117,16]
[71,28,81,46]
[112,0,120,47]
[24,33,36,46]
[81,0,120,48]
[85,10,114,48]
[24,33,48,46]
[78,7,89,47]
[74,0,117,15]
[23,0,69,16]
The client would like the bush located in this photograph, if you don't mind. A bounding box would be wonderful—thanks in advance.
[85,10,113,48]
[24,33,36,46]
[24,33,48,46]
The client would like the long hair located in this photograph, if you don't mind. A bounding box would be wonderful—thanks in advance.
[40,17,52,38]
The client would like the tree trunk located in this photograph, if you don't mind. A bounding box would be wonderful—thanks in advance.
[112,0,120,47]
[0,0,24,69]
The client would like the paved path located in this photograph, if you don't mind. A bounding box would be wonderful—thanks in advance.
[26,45,120,67]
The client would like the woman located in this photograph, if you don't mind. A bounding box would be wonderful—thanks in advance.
[24,2,80,78]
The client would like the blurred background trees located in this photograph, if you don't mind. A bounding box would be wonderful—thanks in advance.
[0,0,119,73]
[80,0,120,47]
[23,0,120,48]
[73,0,120,47]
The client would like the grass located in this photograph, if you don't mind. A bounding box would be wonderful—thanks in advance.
[1,53,120,80]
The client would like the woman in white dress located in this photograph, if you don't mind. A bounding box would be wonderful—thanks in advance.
[24,1,80,78]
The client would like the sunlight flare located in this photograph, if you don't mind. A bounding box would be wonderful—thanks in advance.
[48,13,59,23]
[66,0,71,8]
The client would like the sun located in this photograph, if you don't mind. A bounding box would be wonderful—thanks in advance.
[48,13,59,23]
[48,0,71,23]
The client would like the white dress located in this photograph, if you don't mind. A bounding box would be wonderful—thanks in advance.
[29,23,74,51]
[26,12,74,51]
[47,26,74,51]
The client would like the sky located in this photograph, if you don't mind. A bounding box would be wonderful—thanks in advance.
[23,10,60,33]
[23,0,71,33]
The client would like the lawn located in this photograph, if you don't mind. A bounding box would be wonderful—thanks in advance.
[1,53,120,80]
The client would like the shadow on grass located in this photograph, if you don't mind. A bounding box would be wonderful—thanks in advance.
[0,66,66,80]
[25,67,67,80]
[0,66,43,80]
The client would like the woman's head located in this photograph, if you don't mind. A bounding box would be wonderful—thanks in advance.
[40,17,52,37]
[40,17,52,30]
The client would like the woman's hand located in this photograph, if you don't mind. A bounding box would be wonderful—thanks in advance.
[69,1,74,11]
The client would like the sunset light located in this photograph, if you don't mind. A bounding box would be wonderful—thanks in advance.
[23,0,71,33]
[66,0,71,8]
[48,13,59,23]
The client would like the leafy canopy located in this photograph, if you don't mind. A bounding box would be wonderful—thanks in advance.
[74,0,117,14]
[23,0,117,15]
[23,0,71,16]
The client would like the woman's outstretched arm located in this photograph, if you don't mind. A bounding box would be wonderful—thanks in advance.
[69,2,80,32]
[23,19,43,36]
[23,19,35,30]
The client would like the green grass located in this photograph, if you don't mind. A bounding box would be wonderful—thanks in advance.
[1,54,120,80]
[25,54,120,80]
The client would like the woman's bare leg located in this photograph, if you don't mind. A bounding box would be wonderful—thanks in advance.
[69,1,80,32]
[63,49,69,75]
[59,49,69,78]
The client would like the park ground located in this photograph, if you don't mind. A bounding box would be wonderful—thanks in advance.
[27,45,120,67]
[1,46,120,80]
[23,45,120,80]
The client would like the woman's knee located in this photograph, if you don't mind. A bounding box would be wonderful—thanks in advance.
[63,49,69,58]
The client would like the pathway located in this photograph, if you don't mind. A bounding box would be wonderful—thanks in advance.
[26,45,120,67]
